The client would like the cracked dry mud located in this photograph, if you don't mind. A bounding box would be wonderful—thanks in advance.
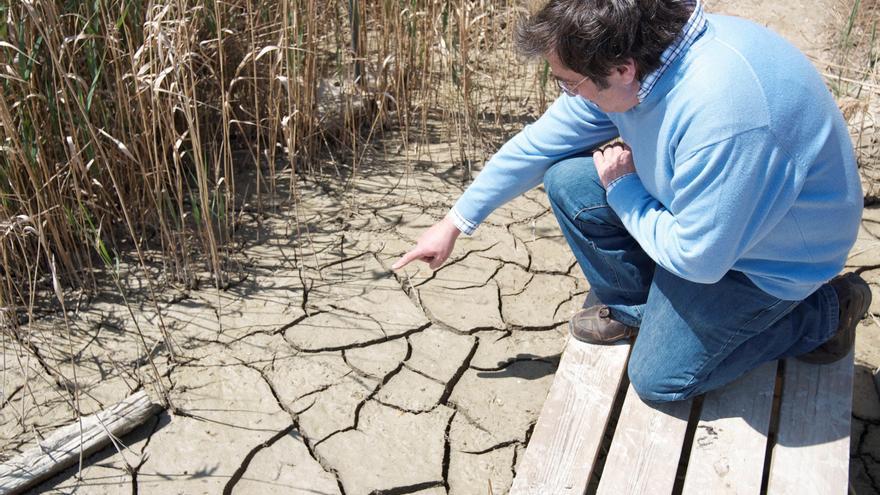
[5,4,880,494]
[3,144,584,494]
[9,141,880,495]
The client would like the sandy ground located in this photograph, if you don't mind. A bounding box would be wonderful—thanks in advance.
[2,1,879,494]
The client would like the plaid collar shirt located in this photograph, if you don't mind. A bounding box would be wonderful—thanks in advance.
[636,0,707,103]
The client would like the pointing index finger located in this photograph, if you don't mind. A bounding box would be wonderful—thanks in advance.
[392,247,422,270]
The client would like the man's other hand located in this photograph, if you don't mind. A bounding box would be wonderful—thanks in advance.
[392,216,461,270]
[594,142,636,188]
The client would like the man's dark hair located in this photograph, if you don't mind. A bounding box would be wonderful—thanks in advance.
[516,0,692,87]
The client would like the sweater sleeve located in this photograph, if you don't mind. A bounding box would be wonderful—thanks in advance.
[606,127,803,284]
[450,95,619,234]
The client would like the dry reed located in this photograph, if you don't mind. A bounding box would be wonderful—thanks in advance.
[0,0,551,439]
[824,0,880,200]
[0,0,547,321]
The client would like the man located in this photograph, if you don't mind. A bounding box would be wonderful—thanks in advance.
[392,0,870,402]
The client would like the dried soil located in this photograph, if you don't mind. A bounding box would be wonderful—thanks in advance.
[3,2,879,494]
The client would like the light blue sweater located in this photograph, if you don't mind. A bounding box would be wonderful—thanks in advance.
[450,14,862,300]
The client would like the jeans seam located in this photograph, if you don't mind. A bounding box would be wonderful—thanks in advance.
[572,207,623,290]
[675,297,791,399]
[740,298,791,329]
[573,204,610,220]
[802,285,838,344]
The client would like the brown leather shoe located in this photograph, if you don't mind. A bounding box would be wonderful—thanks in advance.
[798,272,872,364]
[569,304,638,344]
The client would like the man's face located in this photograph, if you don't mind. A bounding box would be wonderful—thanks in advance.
[547,51,640,113]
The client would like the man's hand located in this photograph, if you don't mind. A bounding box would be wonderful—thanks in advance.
[593,142,636,188]
[392,216,461,270]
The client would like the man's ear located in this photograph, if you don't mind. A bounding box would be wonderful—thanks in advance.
[612,59,638,85]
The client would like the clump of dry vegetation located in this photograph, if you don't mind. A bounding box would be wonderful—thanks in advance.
[0,0,549,327]
[825,0,880,199]
[0,2,555,450]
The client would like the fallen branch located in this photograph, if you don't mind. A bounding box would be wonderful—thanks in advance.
[0,391,163,494]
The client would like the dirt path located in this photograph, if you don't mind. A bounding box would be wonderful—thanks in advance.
[4,2,879,494]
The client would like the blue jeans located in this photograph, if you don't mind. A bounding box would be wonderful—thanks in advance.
[544,154,840,402]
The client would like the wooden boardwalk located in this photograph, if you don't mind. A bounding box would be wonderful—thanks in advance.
[510,338,853,494]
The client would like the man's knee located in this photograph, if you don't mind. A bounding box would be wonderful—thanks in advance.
[627,358,700,403]
[543,155,606,215]
[544,158,578,205]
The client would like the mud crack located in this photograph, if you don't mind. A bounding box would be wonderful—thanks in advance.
[285,322,430,354]
[442,409,456,492]
[460,439,522,455]
[438,337,479,405]
[367,481,445,495]
[237,361,347,494]
[221,424,297,495]
[315,340,412,446]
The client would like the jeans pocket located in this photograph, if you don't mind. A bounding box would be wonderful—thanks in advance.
[573,205,623,240]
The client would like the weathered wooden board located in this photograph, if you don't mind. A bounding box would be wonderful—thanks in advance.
[595,385,692,495]
[509,337,631,495]
[682,361,777,494]
[0,390,162,494]
[766,352,854,495]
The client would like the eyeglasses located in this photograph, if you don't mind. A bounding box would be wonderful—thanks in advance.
[556,75,590,97]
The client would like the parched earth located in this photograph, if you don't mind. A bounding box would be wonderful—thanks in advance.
[5,143,586,494]
[3,2,880,494]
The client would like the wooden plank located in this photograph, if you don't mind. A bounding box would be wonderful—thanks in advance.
[509,337,631,494]
[595,385,692,495]
[0,390,163,494]
[766,351,854,495]
[682,361,777,494]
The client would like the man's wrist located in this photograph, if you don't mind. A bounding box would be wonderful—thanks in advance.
[447,208,476,236]
[441,215,462,238]
[605,172,638,192]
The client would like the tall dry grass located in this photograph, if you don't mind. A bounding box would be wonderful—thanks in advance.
[0,1,557,430]
[0,0,549,331]
[824,0,880,200]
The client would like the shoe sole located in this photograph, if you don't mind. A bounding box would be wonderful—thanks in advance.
[798,273,871,364]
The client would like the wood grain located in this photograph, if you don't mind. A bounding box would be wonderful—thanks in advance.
[766,352,854,495]
[509,337,631,495]
[595,385,692,495]
[682,361,777,494]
